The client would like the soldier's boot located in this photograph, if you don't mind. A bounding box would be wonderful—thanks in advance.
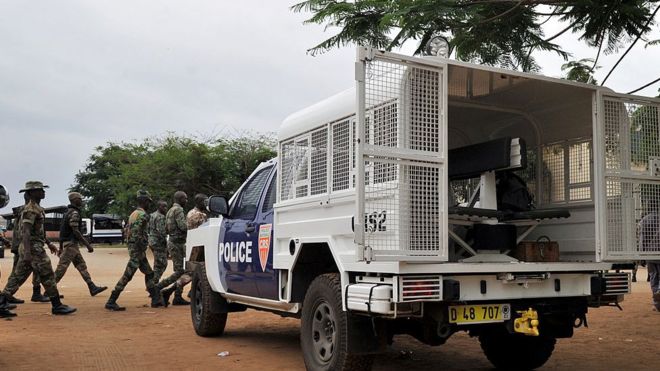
[149,287,164,308]
[0,294,18,318]
[87,282,108,297]
[5,293,25,304]
[172,291,190,306]
[0,307,17,318]
[50,295,77,315]
[31,286,50,303]
[160,286,176,307]
[105,290,126,311]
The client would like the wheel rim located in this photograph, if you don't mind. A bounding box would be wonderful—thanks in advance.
[193,281,203,325]
[311,301,336,363]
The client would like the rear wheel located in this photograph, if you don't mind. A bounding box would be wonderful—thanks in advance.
[300,273,374,371]
[191,265,227,337]
[479,327,556,370]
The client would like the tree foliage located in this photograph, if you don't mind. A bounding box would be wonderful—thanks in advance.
[561,58,599,84]
[71,133,276,217]
[292,0,659,72]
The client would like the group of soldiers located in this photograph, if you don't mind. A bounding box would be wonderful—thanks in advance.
[0,181,209,317]
[105,189,208,311]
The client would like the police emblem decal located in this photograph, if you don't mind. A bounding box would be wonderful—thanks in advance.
[258,224,272,272]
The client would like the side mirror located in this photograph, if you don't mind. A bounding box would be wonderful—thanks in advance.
[208,195,229,216]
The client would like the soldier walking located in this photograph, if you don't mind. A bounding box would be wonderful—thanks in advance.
[54,192,107,296]
[0,184,17,318]
[156,191,190,306]
[148,200,168,282]
[105,190,162,311]
[2,193,50,304]
[0,181,76,315]
[160,193,209,305]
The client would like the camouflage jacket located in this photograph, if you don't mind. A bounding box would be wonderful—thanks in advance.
[148,210,167,247]
[186,207,208,230]
[166,203,187,243]
[21,200,46,244]
[126,207,150,247]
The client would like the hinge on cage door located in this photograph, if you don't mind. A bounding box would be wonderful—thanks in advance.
[363,245,374,263]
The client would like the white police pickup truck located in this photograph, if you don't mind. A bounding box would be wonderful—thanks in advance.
[185,48,660,371]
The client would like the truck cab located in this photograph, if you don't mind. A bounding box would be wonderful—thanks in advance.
[186,48,660,371]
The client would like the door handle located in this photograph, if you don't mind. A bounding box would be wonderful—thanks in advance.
[245,224,256,233]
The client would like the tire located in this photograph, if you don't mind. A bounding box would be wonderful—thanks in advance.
[300,273,374,371]
[479,327,556,370]
[191,265,227,337]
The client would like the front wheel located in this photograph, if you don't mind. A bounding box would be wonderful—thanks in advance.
[191,265,227,337]
[479,327,556,370]
[300,273,373,371]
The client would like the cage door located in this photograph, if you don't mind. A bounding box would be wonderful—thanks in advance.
[355,47,448,262]
[596,91,660,261]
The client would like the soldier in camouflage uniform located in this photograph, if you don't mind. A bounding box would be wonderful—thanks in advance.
[186,193,209,230]
[160,193,208,305]
[54,192,107,296]
[2,193,50,304]
[105,190,162,311]
[156,191,190,306]
[148,200,168,282]
[0,184,17,318]
[0,181,76,315]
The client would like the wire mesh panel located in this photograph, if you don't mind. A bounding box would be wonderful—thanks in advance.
[279,140,295,201]
[357,49,447,261]
[332,120,352,192]
[600,94,660,260]
[311,128,328,195]
[279,138,310,201]
[540,139,593,205]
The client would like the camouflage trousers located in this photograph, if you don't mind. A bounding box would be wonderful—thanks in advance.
[149,244,168,283]
[54,242,93,285]
[157,240,190,295]
[112,244,156,294]
[2,242,58,298]
[12,249,41,289]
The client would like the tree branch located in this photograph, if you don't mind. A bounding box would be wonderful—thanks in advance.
[477,1,524,24]
[627,76,660,95]
[601,4,660,86]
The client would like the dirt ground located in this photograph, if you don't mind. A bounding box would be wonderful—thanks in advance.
[1,247,659,371]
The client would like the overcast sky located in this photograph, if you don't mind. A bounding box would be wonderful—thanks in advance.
[1,0,659,211]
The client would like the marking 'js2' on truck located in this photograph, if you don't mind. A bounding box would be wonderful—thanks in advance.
[185,48,660,371]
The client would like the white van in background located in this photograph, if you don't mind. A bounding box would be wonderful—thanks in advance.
[83,214,124,244]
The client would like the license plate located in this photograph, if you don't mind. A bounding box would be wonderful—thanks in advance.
[448,304,511,325]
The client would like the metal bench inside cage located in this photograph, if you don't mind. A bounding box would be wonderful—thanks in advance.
[447,137,570,262]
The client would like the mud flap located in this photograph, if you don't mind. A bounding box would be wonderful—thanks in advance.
[346,313,388,354]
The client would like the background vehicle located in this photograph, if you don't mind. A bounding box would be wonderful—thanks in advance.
[185,48,659,371]
[88,214,124,244]
[1,205,68,242]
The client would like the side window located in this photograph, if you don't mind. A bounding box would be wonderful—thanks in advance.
[262,172,277,213]
[231,167,272,220]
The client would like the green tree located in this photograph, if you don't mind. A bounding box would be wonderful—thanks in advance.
[561,58,599,84]
[71,133,276,218]
[70,143,147,216]
[293,1,659,72]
